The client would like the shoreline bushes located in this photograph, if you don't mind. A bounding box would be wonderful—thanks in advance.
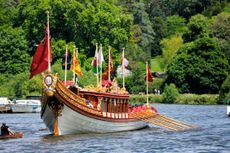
[130,94,218,105]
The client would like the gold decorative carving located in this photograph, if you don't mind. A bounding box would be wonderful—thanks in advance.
[48,98,64,116]
[82,81,129,94]
[42,73,58,97]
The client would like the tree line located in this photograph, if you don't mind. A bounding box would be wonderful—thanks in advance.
[0,0,229,103]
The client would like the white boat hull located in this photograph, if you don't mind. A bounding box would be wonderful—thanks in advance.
[42,104,148,135]
[11,105,41,113]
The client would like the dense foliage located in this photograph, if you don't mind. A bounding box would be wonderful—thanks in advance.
[176,94,218,105]
[16,0,132,59]
[0,25,30,74]
[129,94,218,105]
[218,74,230,104]
[212,12,230,61]
[162,84,179,104]
[166,37,229,94]
[0,0,229,99]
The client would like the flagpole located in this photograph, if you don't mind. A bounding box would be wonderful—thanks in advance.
[100,44,103,87]
[146,61,149,108]
[75,48,78,86]
[108,46,111,81]
[72,46,76,84]
[122,48,125,89]
[46,11,51,73]
[64,45,68,86]
[96,43,99,87]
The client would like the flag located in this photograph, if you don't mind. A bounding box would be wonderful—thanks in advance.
[121,49,129,68]
[71,50,83,76]
[29,27,52,79]
[98,44,104,67]
[62,50,70,70]
[145,65,153,82]
[92,46,99,74]
[122,57,129,67]
[102,48,113,80]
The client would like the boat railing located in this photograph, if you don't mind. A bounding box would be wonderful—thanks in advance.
[102,112,129,119]
[56,79,158,120]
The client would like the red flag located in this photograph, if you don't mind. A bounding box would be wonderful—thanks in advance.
[102,49,113,80]
[29,27,52,79]
[145,66,153,82]
[108,50,113,72]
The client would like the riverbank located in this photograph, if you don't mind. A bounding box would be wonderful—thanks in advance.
[130,94,218,105]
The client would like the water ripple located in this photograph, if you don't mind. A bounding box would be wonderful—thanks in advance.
[1,104,230,153]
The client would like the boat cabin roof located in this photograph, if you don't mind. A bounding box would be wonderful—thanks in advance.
[79,90,129,100]
[0,97,10,104]
[15,100,41,105]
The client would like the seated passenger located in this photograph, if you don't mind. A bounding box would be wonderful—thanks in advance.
[86,100,93,108]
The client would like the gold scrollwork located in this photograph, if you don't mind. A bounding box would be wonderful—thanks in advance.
[48,98,64,117]
[42,73,58,97]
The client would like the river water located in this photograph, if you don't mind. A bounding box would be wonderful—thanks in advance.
[0,104,229,153]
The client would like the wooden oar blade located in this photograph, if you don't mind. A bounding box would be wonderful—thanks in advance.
[132,111,196,131]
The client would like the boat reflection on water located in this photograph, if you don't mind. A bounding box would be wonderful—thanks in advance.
[41,133,102,143]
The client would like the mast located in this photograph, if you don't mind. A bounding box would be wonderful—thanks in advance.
[75,48,79,86]
[108,46,111,82]
[72,46,76,84]
[122,48,125,89]
[46,11,51,73]
[146,61,150,108]
[99,44,103,87]
[96,43,99,86]
[64,45,68,86]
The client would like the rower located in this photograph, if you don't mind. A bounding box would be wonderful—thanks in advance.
[1,123,14,136]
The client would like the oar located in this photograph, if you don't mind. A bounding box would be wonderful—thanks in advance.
[132,111,196,131]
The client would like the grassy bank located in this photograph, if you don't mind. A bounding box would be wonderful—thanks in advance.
[129,94,163,104]
[130,94,218,105]
[176,94,218,105]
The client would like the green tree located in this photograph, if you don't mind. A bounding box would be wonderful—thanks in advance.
[203,0,229,17]
[151,16,167,56]
[183,14,211,43]
[166,37,229,94]
[17,0,132,58]
[212,12,230,61]
[166,15,187,37]
[0,0,18,26]
[132,2,155,58]
[162,83,179,104]
[218,74,230,104]
[117,62,145,94]
[0,71,42,99]
[0,25,30,74]
[160,34,183,71]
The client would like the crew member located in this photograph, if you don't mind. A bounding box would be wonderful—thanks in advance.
[1,123,14,136]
